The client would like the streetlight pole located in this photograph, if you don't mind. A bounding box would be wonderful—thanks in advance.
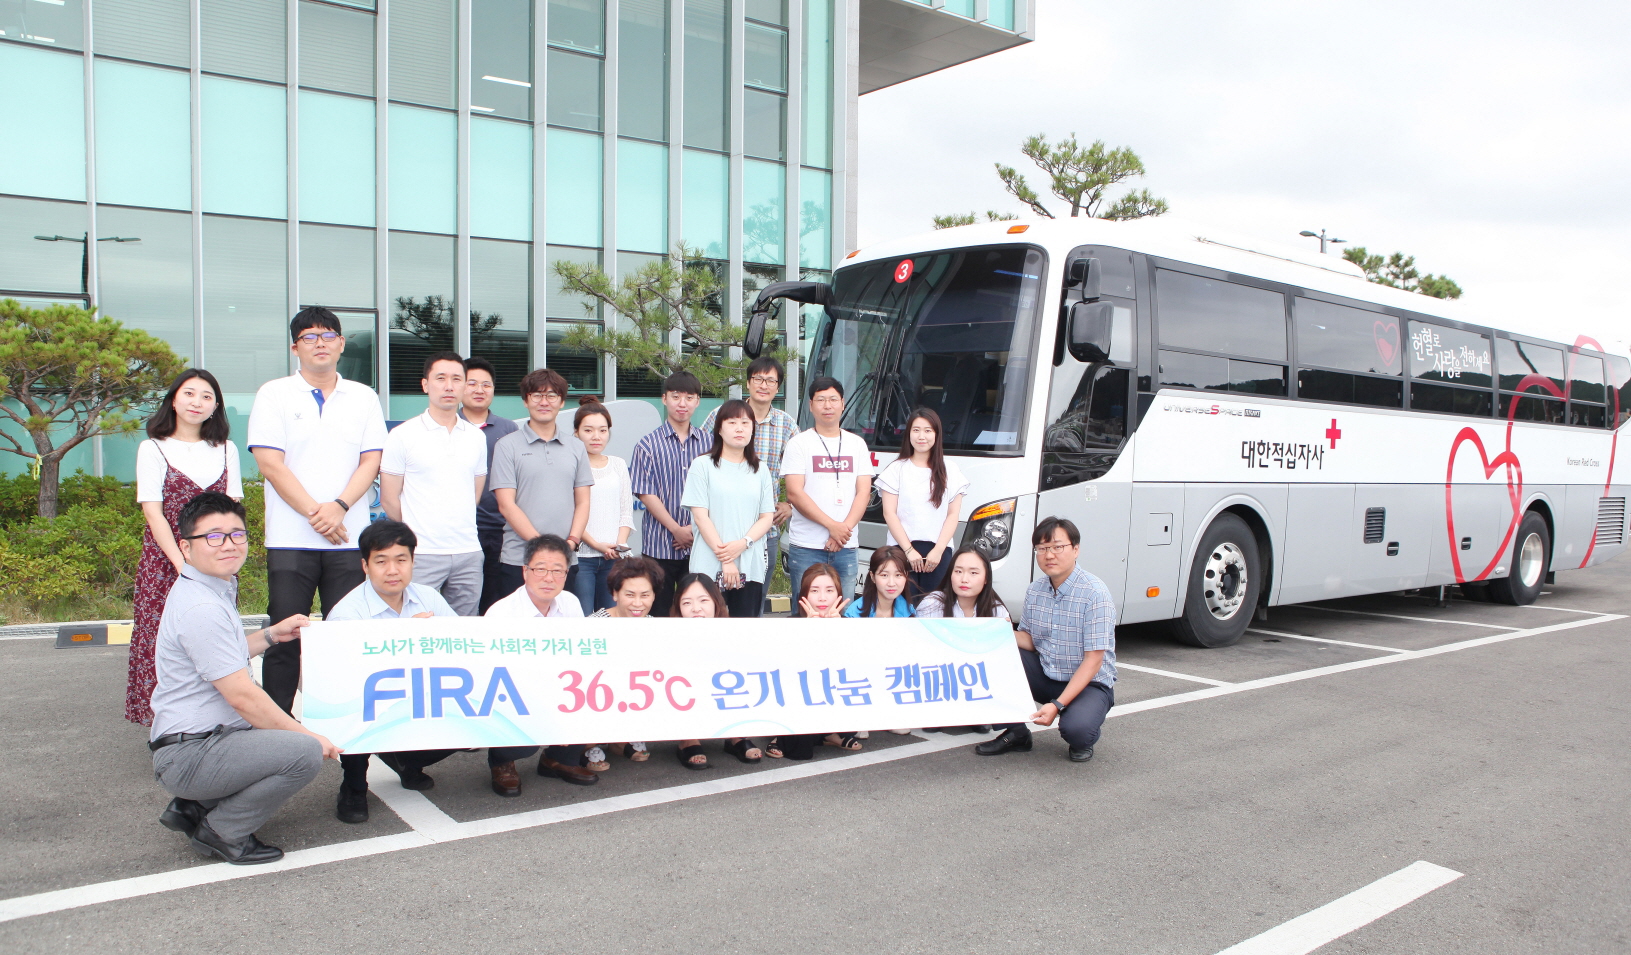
[1298,229,1346,255]
[32,233,141,300]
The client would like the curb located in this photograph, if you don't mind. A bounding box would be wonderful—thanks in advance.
[0,614,272,641]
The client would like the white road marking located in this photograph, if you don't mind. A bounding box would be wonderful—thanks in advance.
[1248,628,1407,654]
[1117,662,1233,687]
[1521,603,1612,615]
[1302,605,1520,630]
[1213,860,1463,955]
[1,612,1616,924]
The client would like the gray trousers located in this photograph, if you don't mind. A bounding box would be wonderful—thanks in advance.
[152,728,324,842]
[413,551,484,616]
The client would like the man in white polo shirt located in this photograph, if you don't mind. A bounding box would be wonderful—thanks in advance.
[380,351,488,615]
[247,307,388,713]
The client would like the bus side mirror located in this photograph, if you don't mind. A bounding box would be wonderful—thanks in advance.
[745,281,833,358]
[1068,300,1115,363]
[1067,257,1101,300]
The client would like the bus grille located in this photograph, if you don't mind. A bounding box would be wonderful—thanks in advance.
[1363,507,1386,544]
[1597,498,1626,546]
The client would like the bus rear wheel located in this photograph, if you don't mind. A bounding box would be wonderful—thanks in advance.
[1172,514,1262,649]
[1488,510,1550,606]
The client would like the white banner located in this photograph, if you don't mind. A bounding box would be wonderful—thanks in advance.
[298,617,1033,753]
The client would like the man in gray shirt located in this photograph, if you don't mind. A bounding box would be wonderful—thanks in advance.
[148,492,339,865]
[489,367,592,602]
[459,357,520,613]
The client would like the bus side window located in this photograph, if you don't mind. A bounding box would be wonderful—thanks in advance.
[1609,356,1631,428]
[1042,364,1130,490]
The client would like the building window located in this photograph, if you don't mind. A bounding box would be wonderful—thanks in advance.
[743,88,785,161]
[799,167,831,270]
[0,197,87,296]
[681,148,728,259]
[470,238,532,395]
[545,128,602,247]
[95,59,192,211]
[202,76,288,219]
[389,0,456,108]
[472,0,532,119]
[547,48,603,131]
[203,214,288,396]
[94,0,188,68]
[299,0,374,96]
[1,0,84,49]
[744,22,786,91]
[617,0,667,141]
[300,223,375,309]
[471,116,534,241]
[298,90,376,226]
[0,43,85,201]
[202,0,285,83]
[683,0,727,151]
[99,206,195,362]
[802,0,832,169]
[548,0,604,53]
[388,104,457,235]
[617,139,668,254]
[387,230,455,410]
[743,159,784,266]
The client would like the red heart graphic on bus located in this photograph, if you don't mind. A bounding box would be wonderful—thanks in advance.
[1374,321,1399,368]
[1444,426,1523,583]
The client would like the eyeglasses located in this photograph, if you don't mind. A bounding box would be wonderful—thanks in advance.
[525,566,568,579]
[1035,542,1076,556]
[296,331,341,344]
[812,395,843,405]
[526,391,564,404]
[183,530,248,547]
[466,380,495,391]
[748,376,781,386]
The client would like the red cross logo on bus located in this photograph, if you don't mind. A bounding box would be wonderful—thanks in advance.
[1325,418,1342,449]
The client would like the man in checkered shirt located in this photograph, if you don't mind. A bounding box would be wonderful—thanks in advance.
[976,516,1117,763]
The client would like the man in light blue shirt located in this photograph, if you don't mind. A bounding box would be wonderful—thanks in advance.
[326,521,538,821]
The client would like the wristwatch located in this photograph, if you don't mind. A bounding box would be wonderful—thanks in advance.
[333,497,350,510]
[1050,698,1066,712]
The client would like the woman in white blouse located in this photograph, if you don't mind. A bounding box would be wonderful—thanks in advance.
[127,369,243,725]
[877,408,969,602]
[568,402,633,613]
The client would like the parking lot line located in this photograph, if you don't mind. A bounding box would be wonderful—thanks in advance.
[1248,628,1407,654]
[1302,605,1521,630]
[1213,860,1463,955]
[1117,662,1233,687]
[1520,604,1612,615]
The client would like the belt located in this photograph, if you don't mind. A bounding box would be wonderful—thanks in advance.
[149,724,226,751]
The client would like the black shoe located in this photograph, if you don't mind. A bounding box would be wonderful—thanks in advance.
[336,785,369,824]
[378,753,434,791]
[1069,745,1095,762]
[974,728,1033,756]
[188,820,284,865]
[971,724,994,734]
[159,797,207,836]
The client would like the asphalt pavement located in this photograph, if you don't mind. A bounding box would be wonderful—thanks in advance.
[2,557,1629,954]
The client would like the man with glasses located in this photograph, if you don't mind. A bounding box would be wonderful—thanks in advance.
[488,368,592,604]
[484,534,597,785]
[976,516,1117,763]
[248,306,387,714]
[458,357,520,612]
[703,357,798,611]
[148,492,338,865]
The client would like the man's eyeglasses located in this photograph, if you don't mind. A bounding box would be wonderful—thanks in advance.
[525,565,568,579]
[183,530,249,547]
[748,376,781,387]
[526,391,564,404]
[466,380,495,391]
[296,331,341,344]
[1035,542,1075,556]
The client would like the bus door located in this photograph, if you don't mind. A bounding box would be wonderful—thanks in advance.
[1036,247,1136,606]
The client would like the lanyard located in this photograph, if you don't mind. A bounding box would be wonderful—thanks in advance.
[815,431,843,495]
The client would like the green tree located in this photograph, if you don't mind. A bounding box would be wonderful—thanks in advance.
[935,134,1169,228]
[0,300,186,518]
[932,210,1020,230]
[1342,247,1463,300]
[391,295,504,349]
[552,248,791,396]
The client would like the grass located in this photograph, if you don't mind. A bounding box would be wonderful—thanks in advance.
[0,590,134,627]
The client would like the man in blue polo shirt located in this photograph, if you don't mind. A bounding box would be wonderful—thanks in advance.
[976,516,1117,763]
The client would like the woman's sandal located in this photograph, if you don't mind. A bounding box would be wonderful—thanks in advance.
[584,746,611,772]
[724,738,763,764]
[611,742,649,762]
[822,733,863,751]
[677,743,710,770]
[765,738,785,759]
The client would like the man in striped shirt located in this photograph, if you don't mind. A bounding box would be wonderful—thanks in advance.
[631,371,714,616]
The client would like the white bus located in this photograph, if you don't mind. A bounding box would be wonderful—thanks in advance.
[745,218,1630,647]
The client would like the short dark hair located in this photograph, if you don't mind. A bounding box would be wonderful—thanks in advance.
[608,556,664,595]
[359,520,417,561]
[1032,516,1080,547]
[745,356,784,384]
[707,398,760,472]
[146,368,231,446]
[177,491,246,540]
[422,350,466,379]
[463,356,497,381]
[662,370,702,396]
[520,367,571,400]
[290,306,342,343]
[574,402,612,430]
[807,376,844,400]
[523,534,572,566]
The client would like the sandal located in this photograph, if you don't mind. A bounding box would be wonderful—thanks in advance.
[765,738,784,759]
[610,742,650,762]
[724,738,762,764]
[584,746,610,772]
[822,733,863,751]
[677,743,710,770]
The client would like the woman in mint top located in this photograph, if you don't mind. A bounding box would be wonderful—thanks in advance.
[681,399,777,618]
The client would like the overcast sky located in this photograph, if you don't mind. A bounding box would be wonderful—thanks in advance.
[858,0,1630,350]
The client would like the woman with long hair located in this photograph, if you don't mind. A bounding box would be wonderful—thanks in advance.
[681,398,776,618]
[766,564,862,760]
[670,573,761,764]
[585,557,663,770]
[877,408,968,601]
[127,369,242,726]
[842,545,915,620]
[569,402,633,612]
[915,545,1009,734]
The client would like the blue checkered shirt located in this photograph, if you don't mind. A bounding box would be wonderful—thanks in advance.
[1018,565,1117,685]
[630,420,714,559]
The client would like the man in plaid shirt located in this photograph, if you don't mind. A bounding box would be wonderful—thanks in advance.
[977,516,1117,763]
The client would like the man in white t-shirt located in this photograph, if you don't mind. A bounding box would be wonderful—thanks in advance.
[783,376,875,613]
[380,351,488,615]
[247,307,388,713]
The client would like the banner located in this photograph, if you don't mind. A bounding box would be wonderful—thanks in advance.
[299,617,1034,753]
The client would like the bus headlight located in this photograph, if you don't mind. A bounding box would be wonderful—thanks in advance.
[964,498,1018,561]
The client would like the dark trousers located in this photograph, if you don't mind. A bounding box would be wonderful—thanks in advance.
[390,746,542,771]
[650,556,690,618]
[1001,648,1114,750]
[263,548,366,714]
[477,526,510,614]
[907,539,951,602]
[723,580,765,618]
[494,562,525,606]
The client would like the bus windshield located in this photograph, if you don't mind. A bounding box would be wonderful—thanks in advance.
[805,244,1045,455]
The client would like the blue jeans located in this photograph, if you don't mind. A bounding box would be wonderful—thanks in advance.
[786,544,858,616]
[567,554,614,613]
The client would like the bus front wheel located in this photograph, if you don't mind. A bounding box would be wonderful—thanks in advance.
[1172,514,1262,649]
[1487,510,1550,606]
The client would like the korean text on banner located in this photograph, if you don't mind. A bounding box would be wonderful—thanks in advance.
[298,618,1033,753]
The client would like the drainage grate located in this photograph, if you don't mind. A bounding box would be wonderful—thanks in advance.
[1363,507,1386,544]
[1597,497,1626,546]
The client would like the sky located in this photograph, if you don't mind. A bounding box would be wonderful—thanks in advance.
[857,0,1631,351]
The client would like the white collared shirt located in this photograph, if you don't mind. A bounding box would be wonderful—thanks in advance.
[381,410,488,555]
[484,586,583,619]
[246,372,388,550]
[325,580,459,620]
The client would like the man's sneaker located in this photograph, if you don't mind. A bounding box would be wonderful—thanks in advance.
[336,786,369,824]
[1069,745,1095,763]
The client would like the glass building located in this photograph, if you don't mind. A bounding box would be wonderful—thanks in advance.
[0,0,1030,478]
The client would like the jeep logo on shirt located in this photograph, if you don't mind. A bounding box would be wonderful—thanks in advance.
[812,455,855,473]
